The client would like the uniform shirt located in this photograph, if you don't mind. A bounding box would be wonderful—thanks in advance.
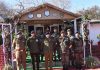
[27,36,39,53]
[74,37,83,51]
[51,32,60,47]
[59,36,70,53]
[67,35,75,49]
[43,37,53,52]
[15,35,26,48]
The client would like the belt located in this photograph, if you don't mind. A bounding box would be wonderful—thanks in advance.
[15,48,26,52]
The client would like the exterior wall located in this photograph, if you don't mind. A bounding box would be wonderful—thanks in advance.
[20,6,75,21]
[89,23,100,45]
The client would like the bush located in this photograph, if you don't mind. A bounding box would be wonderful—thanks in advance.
[85,56,100,68]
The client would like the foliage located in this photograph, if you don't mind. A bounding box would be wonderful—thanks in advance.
[85,56,100,68]
[15,0,70,12]
[78,5,100,20]
[97,34,100,41]
[0,1,15,18]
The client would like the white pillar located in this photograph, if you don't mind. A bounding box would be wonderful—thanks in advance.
[74,19,77,34]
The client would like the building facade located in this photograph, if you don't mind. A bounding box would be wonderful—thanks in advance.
[15,3,80,35]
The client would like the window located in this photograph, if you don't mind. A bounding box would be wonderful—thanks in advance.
[37,14,42,18]
[28,13,33,19]
[44,10,50,16]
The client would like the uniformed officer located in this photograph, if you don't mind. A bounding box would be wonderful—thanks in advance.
[12,30,26,70]
[74,32,83,69]
[43,32,53,70]
[51,28,61,61]
[67,29,75,67]
[59,31,70,70]
[4,31,11,64]
[27,31,40,70]
[36,30,45,62]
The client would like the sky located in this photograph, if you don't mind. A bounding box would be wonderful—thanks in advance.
[1,0,100,13]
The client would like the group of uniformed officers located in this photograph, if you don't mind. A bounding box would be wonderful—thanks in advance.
[11,28,83,70]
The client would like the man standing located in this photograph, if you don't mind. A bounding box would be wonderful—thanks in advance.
[12,30,26,70]
[43,32,53,70]
[59,31,70,70]
[37,30,44,62]
[74,32,83,69]
[27,31,40,70]
[51,28,60,61]
[67,29,75,67]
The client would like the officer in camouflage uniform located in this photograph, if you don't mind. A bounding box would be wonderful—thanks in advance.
[27,31,40,70]
[74,32,83,69]
[51,28,61,61]
[4,31,11,64]
[59,31,70,70]
[43,32,53,70]
[12,30,26,70]
[67,29,75,67]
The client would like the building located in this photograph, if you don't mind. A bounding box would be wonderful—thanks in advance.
[88,20,100,45]
[15,3,80,35]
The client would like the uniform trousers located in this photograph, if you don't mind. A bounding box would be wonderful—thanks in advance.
[61,52,69,70]
[30,53,40,70]
[44,50,53,70]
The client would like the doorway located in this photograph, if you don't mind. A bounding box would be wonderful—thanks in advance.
[28,26,34,36]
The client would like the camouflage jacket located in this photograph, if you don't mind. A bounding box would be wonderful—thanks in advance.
[43,37,53,52]
[59,36,70,53]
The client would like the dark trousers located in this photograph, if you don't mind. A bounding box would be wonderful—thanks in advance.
[62,53,69,70]
[69,49,75,67]
[30,53,40,70]
[74,51,83,69]
[53,45,61,61]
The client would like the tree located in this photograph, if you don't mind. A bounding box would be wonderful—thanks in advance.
[0,1,15,23]
[51,0,70,10]
[78,5,100,20]
[14,0,70,13]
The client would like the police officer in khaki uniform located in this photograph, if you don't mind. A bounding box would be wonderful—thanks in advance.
[43,32,53,70]
[12,30,26,70]
[59,31,70,70]
[74,32,83,69]
[27,31,40,70]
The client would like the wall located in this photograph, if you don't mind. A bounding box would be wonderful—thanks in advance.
[89,23,100,45]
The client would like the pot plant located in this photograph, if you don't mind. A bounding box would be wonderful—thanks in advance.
[97,34,100,46]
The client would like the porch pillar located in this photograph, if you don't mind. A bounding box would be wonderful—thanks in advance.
[15,23,17,35]
[74,19,77,34]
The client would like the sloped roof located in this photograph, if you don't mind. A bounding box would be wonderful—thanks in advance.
[17,3,80,18]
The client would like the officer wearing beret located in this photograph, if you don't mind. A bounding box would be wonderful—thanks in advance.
[27,31,40,70]
[74,32,83,69]
[51,28,61,61]
[43,32,53,70]
[59,30,70,70]
[12,30,26,70]
[67,29,75,67]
